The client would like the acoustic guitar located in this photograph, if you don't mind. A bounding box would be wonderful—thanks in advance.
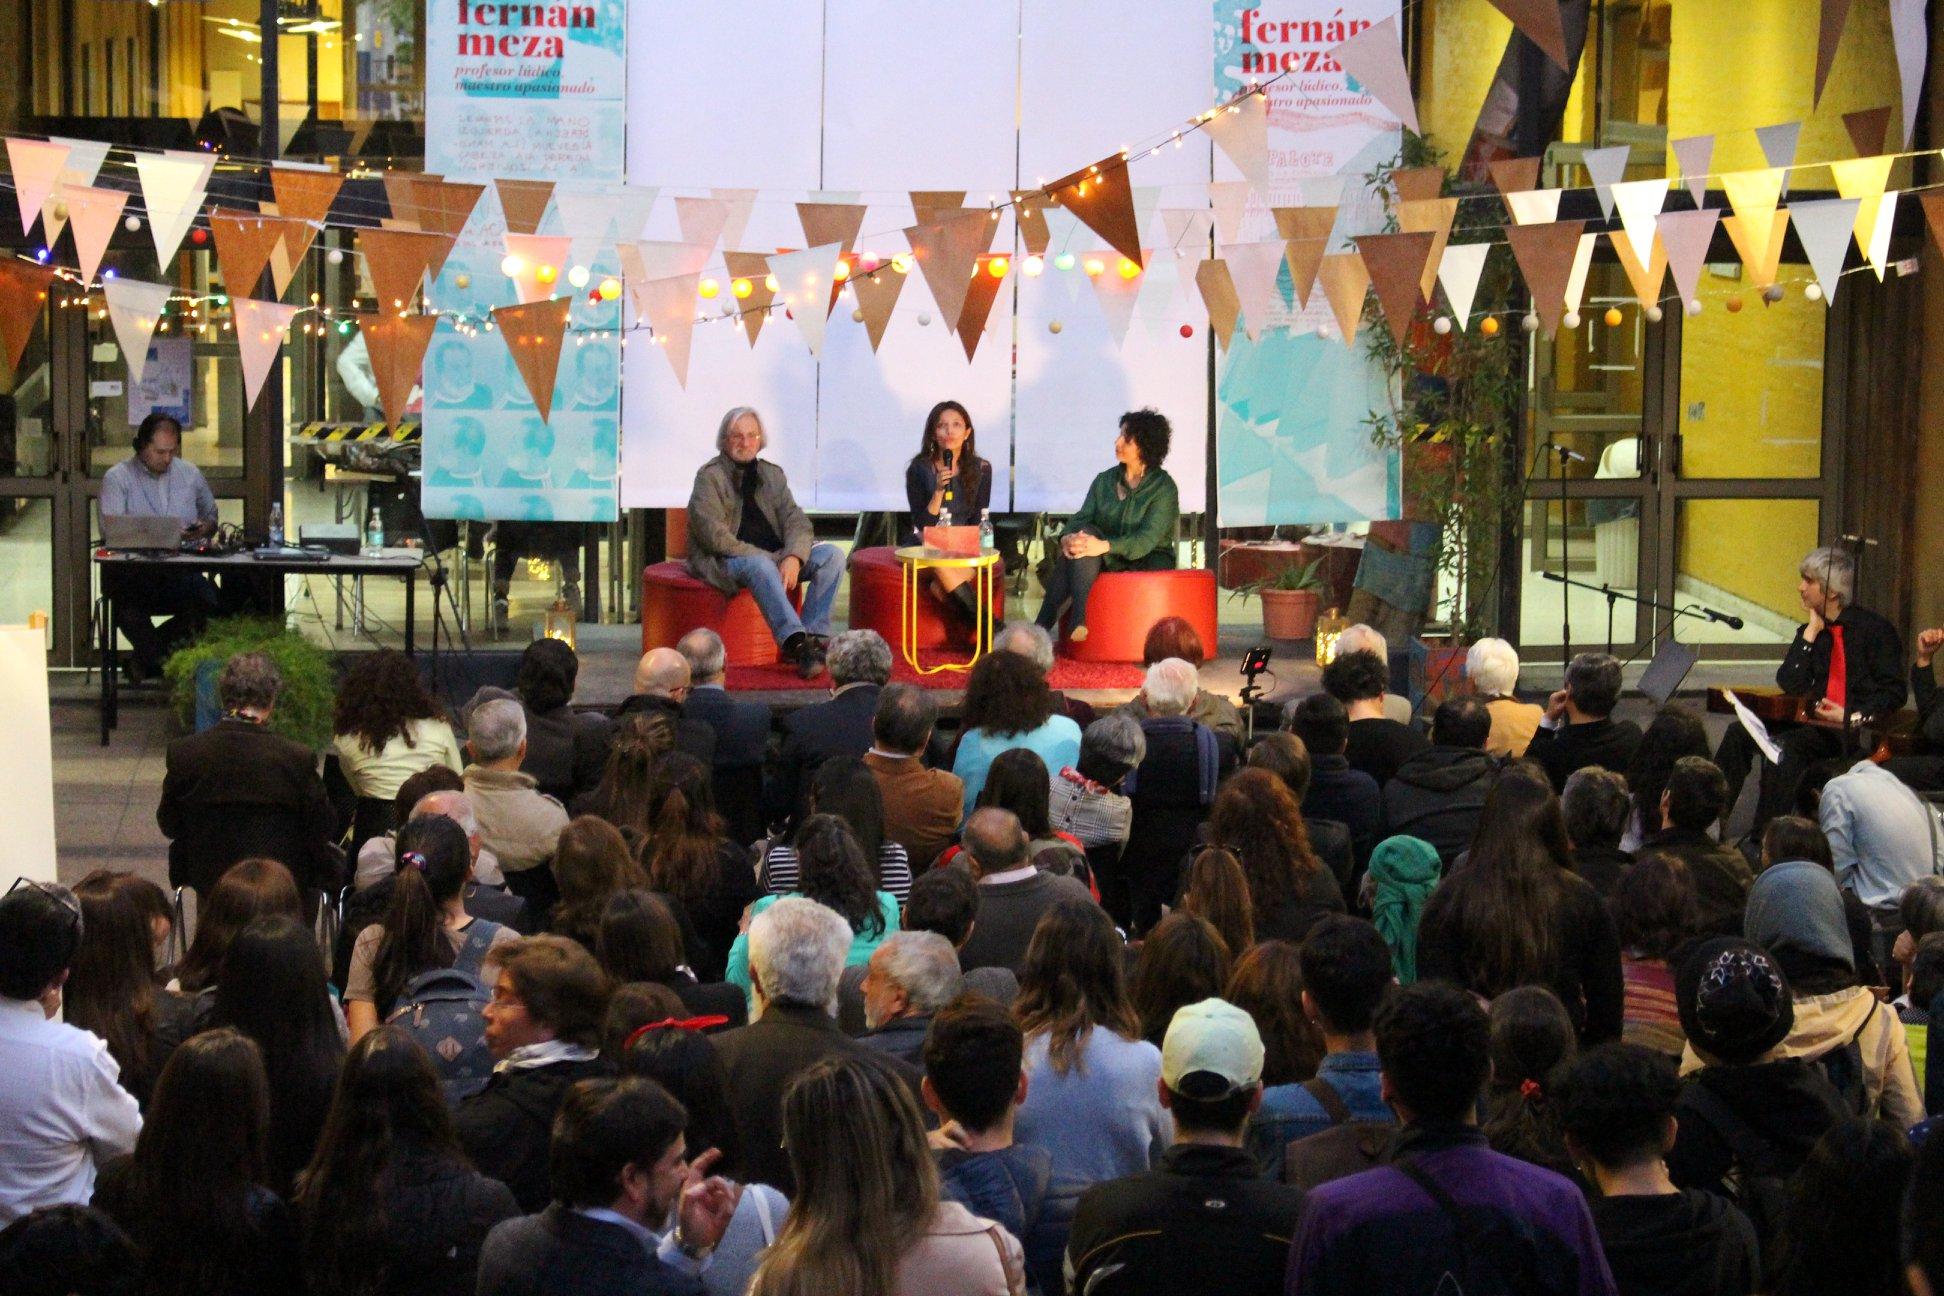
[1705,686,1916,761]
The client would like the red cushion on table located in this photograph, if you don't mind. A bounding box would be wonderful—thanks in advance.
[641,561,798,667]
[1059,568,1219,663]
[848,546,1005,651]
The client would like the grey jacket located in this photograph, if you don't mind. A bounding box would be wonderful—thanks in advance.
[685,454,814,593]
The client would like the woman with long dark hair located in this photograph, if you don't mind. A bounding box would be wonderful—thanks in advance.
[1202,768,1345,944]
[638,752,759,979]
[546,815,647,950]
[763,756,914,901]
[296,1026,518,1296]
[750,1056,1022,1296]
[1416,766,1625,1042]
[1623,705,1711,849]
[952,650,1082,816]
[571,710,676,838]
[512,638,610,805]
[344,815,514,1047]
[168,857,303,995]
[1771,1118,1913,1296]
[1482,985,1581,1185]
[91,1029,296,1296]
[596,888,745,1028]
[66,870,201,1107]
[331,650,464,850]
[728,815,899,990]
[206,916,348,1195]
[1128,912,1231,1045]
[903,399,993,624]
[1179,847,1255,959]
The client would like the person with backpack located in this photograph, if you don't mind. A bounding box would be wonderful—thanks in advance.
[344,817,517,1099]
[1285,982,1617,1296]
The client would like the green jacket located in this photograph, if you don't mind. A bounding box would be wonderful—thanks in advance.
[1060,466,1179,569]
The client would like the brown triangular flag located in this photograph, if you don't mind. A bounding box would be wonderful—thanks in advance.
[1194,259,1240,351]
[1816,0,1855,105]
[1316,253,1369,348]
[1272,206,1336,308]
[492,297,572,422]
[905,213,995,334]
[356,312,438,429]
[359,228,451,312]
[910,191,967,226]
[849,263,906,352]
[1489,156,1543,198]
[1843,106,1892,158]
[269,165,342,271]
[1392,166,1444,205]
[413,179,485,282]
[382,172,427,228]
[496,179,555,236]
[208,208,287,298]
[722,251,777,346]
[956,257,1007,362]
[1486,0,1570,69]
[796,201,867,255]
[0,260,55,376]
[1920,192,1944,263]
[1355,232,1436,349]
[1504,219,1587,337]
[1011,191,1052,256]
[1399,198,1460,300]
[1722,210,1790,291]
[1047,158,1144,269]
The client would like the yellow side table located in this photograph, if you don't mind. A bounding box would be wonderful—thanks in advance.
[895,545,1001,675]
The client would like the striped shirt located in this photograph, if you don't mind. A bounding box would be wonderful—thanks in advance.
[762,841,912,901]
[1621,955,1685,1057]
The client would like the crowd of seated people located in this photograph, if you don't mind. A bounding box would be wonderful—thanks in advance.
[17,623,1944,1296]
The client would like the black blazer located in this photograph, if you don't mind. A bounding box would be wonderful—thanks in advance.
[683,685,774,844]
[453,1056,611,1213]
[520,702,611,806]
[904,454,993,545]
[157,719,339,894]
[770,683,882,828]
[477,1204,705,1296]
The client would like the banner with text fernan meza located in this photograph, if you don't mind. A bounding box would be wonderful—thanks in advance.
[1212,1,1400,526]
[419,0,624,525]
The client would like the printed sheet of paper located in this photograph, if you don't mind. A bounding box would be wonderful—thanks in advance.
[1722,690,1784,765]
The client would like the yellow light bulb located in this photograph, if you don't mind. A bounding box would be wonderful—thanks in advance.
[891,253,913,274]
[763,274,779,292]
[833,260,850,282]
[699,278,720,299]
[1083,257,1105,277]
[597,277,622,301]
[536,264,557,284]
[731,278,753,299]
[500,254,525,277]
[988,256,1010,278]
[1117,258,1140,279]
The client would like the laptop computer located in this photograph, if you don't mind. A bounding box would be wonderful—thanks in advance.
[100,514,187,552]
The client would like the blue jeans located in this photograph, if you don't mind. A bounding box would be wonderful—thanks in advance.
[724,543,843,642]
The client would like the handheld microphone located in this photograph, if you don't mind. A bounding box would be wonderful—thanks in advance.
[941,447,954,507]
[1552,446,1589,464]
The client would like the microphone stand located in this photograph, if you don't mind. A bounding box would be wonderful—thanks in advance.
[1537,435,1577,666]
[1543,572,1743,660]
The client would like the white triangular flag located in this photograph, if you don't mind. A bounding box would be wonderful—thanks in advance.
[1205,91,1269,185]
[1656,209,1720,308]
[1210,182,1254,247]
[554,185,623,266]
[767,242,843,357]
[41,137,112,243]
[1564,232,1599,315]
[1893,0,1928,148]
[638,272,700,386]
[1610,178,1670,271]
[102,278,173,385]
[1226,241,1289,341]
[1671,135,1714,207]
[133,149,216,268]
[1131,186,1163,248]
[1505,188,1563,226]
[1436,243,1490,330]
[233,298,301,412]
[674,197,729,256]
[610,186,660,243]
[1089,265,1142,348]
[712,188,758,252]
[1789,198,1862,304]
[1583,145,1631,219]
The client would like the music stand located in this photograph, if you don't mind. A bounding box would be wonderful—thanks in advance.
[1637,638,1699,706]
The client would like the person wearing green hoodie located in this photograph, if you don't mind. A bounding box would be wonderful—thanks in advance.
[1032,409,1179,642]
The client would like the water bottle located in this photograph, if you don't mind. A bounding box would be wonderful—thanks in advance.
[268,502,283,547]
[979,508,994,553]
[365,506,385,554]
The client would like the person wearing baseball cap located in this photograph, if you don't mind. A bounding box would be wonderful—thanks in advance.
[1063,999,1306,1296]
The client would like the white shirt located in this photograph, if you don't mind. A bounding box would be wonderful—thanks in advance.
[0,995,142,1224]
[576,1206,710,1276]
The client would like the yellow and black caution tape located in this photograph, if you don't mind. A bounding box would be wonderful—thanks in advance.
[290,420,421,444]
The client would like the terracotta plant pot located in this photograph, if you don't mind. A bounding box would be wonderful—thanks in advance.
[1260,587,1322,641]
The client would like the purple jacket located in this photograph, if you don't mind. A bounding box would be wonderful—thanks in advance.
[1286,1123,1616,1296]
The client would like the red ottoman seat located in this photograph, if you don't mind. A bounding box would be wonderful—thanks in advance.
[641,562,799,667]
[1060,568,1219,663]
[848,546,1006,651]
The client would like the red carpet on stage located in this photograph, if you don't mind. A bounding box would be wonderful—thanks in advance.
[724,652,1146,693]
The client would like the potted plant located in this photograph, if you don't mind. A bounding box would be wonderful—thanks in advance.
[1236,557,1329,641]
[163,616,339,749]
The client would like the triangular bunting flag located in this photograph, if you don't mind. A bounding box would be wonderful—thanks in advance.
[102,278,173,385]
[1399,198,1458,300]
[1843,107,1892,159]
[1437,243,1490,330]
[414,178,485,241]
[1893,0,1927,148]
[1086,260,1141,350]
[133,149,215,268]
[1755,123,1801,197]
[959,256,1009,361]
[1162,208,1213,256]
[1503,219,1585,338]
[0,259,55,375]
[612,186,660,243]
[1722,210,1790,291]
[1195,259,1241,349]
[1789,198,1861,304]
[501,234,572,307]
[1210,182,1253,248]
[796,202,867,257]
[1486,0,1571,69]
[1047,158,1144,268]
[1921,192,1944,264]
[616,241,712,325]
[40,139,111,244]
[383,172,428,228]
[553,184,623,265]
[638,273,700,386]
[1582,145,1631,219]
[1722,169,1786,245]
[1610,178,1669,271]
[1564,232,1599,315]
[1816,0,1855,105]
[1392,166,1444,206]
[1316,253,1369,348]
[1609,227,1667,306]
[1329,17,1419,134]
[909,192,967,227]
[1134,257,1180,338]
[1130,187,1163,249]
[1226,241,1289,341]
[674,197,730,255]
[1671,135,1714,207]
[767,243,843,357]
[1011,191,1053,256]
[269,164,343,291]
[1273,206,1337,307]
[208,208,287,298]
[1505,188,1563,226]
[361,228,451,311]
[849,261,907,352]
[1489,157,1543,197]
[1830,155,1895,277]
[1355,231,1435,349]
[357,312,437,429]
[711,188,758,251]
[1656,209,1720,308]
[1205,90,1268,185]
[5,139,69,236]
[233,298,301,412]
[492,297,572,421]
[495,179,554,236]
[63,184,128,286]
[722,251,777,346]
[905,212,996,331]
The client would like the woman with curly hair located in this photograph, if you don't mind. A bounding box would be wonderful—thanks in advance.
[1033,408,1180,643]
[725,814,900,991]
[1200,768,1344,945]
[570,710,676,842]
[637,752,759,979]
[331,650,464,849]
[952,650,1082,817]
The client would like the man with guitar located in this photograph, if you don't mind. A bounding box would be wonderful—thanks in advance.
[1714,545,1905,831]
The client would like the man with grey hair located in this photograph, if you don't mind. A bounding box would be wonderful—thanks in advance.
[158,650,338,902]
[683,405,844,678]
[1715,543,1906,831]
[613,645,716,766]
[677,626,774,843]
[1559,766,1635,893]
[1526,652,1642,794]
[773,629,894,827]
[712,895,920,1193]
[1049,713,1145,851]
[1466,636,1544,758]
[996,620,1097,729]
[1118,658,1237,932]
[957,808,1094,976]
[866,683,964,868]
[463,696,569,911]
[860,930,961,1068]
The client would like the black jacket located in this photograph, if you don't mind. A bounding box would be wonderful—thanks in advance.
[1303,756,1385,875]
[519,702,611,806]
[301,1145,519,1296]
[1912,661,1944,755]
[1571,844,1635,895]
[861,1013,933,1071]
[1776,603,1905,718]
[1589,1189,1759,1296]
[158,719,339,894]
[710,1001,919,1194]
[1308,817,1356,893]
[1381,746,1500,868]
[1120,717,1238,928]
[453,1056,612,1213]
[1066,1143,1307,1296]
[477,1204,704,1296]
[92,1157,300,1296]
[1666,1059,1850,1198]
[682,685,774,843]
[1345,717,1430,788]
[770,683,882,828]
[611,694,717,768]
[1641,828,1754,941]
[1526,717,1645,793]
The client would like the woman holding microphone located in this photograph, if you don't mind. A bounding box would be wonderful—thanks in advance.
[903,400,993,623]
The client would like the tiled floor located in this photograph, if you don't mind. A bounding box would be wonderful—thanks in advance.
[51,674,176,888]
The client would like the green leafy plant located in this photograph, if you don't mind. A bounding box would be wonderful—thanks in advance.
[1231,555,1328,599]
[163,617,339,749]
